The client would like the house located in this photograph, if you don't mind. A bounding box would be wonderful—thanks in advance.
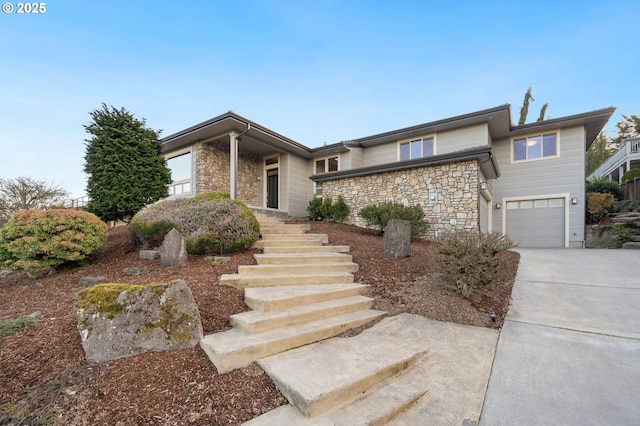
[588,137,640,183]
[161,105,615,248]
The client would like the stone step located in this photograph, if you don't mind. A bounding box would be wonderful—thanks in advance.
[243,364,427,426]
[256,327,427,418]
[199,309,386,374]
[237,262,359,276]
[252,238,324,249]
[262,233,329,243]
[254,252,353,265]
[229,296,374,333]
[260,222,310,231]
[244,284,369,312]
[263,245,351,254]
[220,272,355,289]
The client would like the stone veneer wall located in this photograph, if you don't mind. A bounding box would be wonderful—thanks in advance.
[322,160,479,238]
[195,141,258,205]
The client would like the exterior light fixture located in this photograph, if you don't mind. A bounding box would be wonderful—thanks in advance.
[480,182,487,190]
[495,202,502,209]
[571,197,578,205]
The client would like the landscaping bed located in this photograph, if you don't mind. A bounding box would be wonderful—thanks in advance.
[0,222,518,425]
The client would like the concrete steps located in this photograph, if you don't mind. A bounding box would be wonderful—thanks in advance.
[200,214,385,374]
[245,316,429,424]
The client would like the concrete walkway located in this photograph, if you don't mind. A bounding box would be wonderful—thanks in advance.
[481,249,640,425]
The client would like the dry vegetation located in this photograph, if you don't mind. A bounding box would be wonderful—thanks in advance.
[0,222,518,425]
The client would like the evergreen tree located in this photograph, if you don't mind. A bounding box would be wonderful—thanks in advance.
[586,132,616,175]
[518,87,535,125]
[537,101,549,122]
[83,104,171,222]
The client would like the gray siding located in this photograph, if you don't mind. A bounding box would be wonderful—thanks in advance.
[437,124,488,155]
[362,143,397,167]
[342,147,364,170]
[491,126,586,246]
[286,154,313,217]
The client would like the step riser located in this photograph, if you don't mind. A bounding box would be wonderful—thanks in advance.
[199,310,386,374]
[220,273,355,288]
[253,240,323,249]
[263,246,350,254]
[268,352,425,418]
[237,263,359,275]
[230,297,374,333]
[244,284,369,312]
[259,227,310,234]
[254,253,353,265]
[262,234,329,244]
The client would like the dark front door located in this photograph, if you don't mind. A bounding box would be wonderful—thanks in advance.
[266,169,278,209]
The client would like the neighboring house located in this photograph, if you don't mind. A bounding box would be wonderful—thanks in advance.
[161,105,614,248]
[588,137,640,183]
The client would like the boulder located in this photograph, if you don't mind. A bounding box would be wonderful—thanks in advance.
[123,266,151,276]
[74,279,203,363]
[160,229,188,268]
[383,219,411,258]
[139,250,160,261]
[622,242,640,249]
[79,276,105,286]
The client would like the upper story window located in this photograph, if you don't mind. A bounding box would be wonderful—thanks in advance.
[513,133,558,162]
[400,137,434,161]
[315,156,339,173]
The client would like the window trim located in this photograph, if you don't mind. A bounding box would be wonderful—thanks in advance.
[313,155,340,196]
[511,131,560,163]
[398,135,436,161]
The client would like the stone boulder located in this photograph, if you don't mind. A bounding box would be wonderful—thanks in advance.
[383,219,411,258]
[160,229,188,268]
[74,279,203,363]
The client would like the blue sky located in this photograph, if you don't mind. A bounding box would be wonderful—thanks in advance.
[1,0,638,199]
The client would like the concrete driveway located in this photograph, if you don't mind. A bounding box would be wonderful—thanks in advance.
[480,248,640,425]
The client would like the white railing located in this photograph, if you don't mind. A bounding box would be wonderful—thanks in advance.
[65,196,89,209]
[589,138,640,179]
[167,179,192,196]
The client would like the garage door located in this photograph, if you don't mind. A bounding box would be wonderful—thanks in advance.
[505,198,565,247]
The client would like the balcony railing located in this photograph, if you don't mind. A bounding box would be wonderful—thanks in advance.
[589,137,640,180]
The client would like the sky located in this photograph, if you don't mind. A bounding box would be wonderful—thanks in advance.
[1,0,638,200]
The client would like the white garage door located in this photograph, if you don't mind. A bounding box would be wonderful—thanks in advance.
[505,198,565,247]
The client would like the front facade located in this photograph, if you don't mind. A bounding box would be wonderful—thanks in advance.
[161,105,614,248]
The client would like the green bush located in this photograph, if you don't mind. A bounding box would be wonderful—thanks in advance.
[586,192,615,224]
[0,314,39,339]
[359,202,429,236]
[621,168,640,183]
[586,176,621,200]
[307,196,324,221]
[306,195,351,223]
[129,193,259,254]
[0,209,108,277]
[433,231,516,297]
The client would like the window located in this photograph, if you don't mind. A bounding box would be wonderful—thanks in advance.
[166,151,192,195]
[513,133,557,162]
[315,156,339,173]
[400,137,434,161]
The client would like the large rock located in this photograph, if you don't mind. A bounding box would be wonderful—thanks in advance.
[383,219,411,258]
[74,280,203,363]
[160,229,188,268]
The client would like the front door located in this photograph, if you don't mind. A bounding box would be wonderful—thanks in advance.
[266,168,278,209]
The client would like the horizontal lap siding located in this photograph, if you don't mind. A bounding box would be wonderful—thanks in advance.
[491,126,586,245]
[436,124,489,155]
[286,154,313,217]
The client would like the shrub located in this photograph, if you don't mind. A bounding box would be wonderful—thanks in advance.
[359,202,429,237]
[0,314,39,339]
[129,194,259,254]
[586,176,621,200]
[586,192,615,224]
[306,195,351,223]
[306,196,324,221]
[621,168,640,183]
[331,195,350,223]
[0,209,108,277]
[433,231,516,297]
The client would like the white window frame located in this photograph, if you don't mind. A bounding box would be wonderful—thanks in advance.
[511,131,560,163]
[165,148,193,197]
[398,136,435,161]
[314,155,339,196]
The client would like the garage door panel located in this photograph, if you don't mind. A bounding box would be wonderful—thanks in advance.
[505,197,565,248]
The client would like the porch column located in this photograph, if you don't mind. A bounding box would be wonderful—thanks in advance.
[230,132,238,199]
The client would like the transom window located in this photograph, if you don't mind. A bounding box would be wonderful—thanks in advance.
[315,156,339,173]
[400,137,434,161]
[513,133,557,162]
